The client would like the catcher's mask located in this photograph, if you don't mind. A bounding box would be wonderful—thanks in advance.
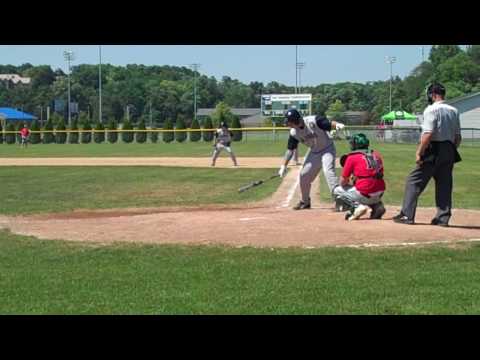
[284,108,302,126]
[349,133,370,151]
[426,82,446,105]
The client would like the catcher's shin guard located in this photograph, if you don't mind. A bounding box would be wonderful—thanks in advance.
[334,196,354,213]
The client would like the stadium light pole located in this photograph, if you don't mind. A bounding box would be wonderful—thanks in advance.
[190,63,201,122]
[295,45,298,94]
[63,50,75,125]
[385,56,396,112]
[99,45,102,124]
[296,62,306,93]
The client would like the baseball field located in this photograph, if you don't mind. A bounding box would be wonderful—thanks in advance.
[1,138,480,314]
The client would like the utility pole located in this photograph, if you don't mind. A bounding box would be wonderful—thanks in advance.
[385,56,397,112]
[296,62,306,93]
[63,50,75,125]
[189,63,201,122]
[295,45,298,94]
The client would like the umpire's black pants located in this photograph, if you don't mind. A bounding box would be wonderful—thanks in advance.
[401,142,456,223]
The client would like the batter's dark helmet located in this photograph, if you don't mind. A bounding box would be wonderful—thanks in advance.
[220,121,228,128]
[284,108,302,126]
[426,82,446,105]
[349,133,370,151]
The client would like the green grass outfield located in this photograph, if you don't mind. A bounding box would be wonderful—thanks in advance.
[2,230,480,314]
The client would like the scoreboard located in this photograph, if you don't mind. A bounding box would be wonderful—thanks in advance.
[261,94,312,118]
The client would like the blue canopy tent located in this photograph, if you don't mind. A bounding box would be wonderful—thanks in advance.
[0,107,37,121]
[0,108,37,132]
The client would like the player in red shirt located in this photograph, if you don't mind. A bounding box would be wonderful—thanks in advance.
[333,133,386,221]
[19,124,30,148]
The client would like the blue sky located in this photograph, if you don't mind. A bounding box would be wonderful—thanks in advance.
[0,45,438,85]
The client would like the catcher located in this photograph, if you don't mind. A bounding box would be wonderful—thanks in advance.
[333,133,386,221]
[211,121,238,167]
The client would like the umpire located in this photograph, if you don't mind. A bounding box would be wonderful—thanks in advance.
[393,83,462,226]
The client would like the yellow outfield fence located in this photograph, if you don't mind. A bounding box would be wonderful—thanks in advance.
[1,126,416,134]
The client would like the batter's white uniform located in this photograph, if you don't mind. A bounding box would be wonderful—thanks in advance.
[286,115,339,204]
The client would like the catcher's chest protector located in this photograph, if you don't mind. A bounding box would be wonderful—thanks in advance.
[348,150,384,179]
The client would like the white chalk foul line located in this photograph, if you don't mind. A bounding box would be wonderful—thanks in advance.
[338,238,480,249]
[280,176,300,208]
[239,217,267,221]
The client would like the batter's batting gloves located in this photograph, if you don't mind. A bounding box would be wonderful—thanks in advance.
[278,165,288,178]
[335,122,345,131]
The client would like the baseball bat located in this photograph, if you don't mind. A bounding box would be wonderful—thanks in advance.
[238,174,280,193]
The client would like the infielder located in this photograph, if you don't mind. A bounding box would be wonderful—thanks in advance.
[278,109,345,210]
[211,121,238,167]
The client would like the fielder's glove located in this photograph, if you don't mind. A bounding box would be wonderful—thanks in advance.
[278,165,288,178]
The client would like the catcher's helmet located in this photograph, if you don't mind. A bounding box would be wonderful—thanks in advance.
[284,108,302,126]
[350,133,370,151]
[426,82,446,105]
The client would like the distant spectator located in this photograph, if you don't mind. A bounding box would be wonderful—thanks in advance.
[19,123,30,148]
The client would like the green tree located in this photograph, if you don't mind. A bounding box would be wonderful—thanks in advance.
[211,101,233,128]
[429,45,462,68]
[121,119,134,143]
[43,118,55,144]
[326,99,346,122]
[189,117,201,142]
[5,123,16,144]
[175,115,187,142]
[162,118,174,143]
[231,115,242,141]
[0,121,3,144]
[437,52,480,87]
[202,116,214,142]
[467,45,480,65]
[135,118,147,143]
[107,119,118,144]
[81,118,92,144]
[94,121,105,143]
[68,118,79,144]
[55,118,67,144]
[150,126,159,143]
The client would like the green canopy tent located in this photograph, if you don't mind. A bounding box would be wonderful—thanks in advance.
[381,110,417,122]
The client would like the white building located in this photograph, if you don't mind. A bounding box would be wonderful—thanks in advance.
[445,92,480,139]
[0,74,31,85]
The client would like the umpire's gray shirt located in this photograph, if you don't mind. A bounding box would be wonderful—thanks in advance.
[422,101,461,143]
